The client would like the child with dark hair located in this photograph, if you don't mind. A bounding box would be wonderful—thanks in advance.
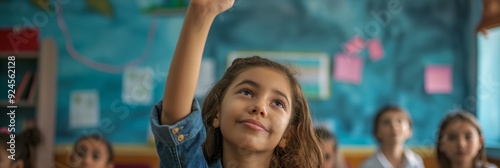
[315,127,347,168]
[150,0,323,167]
[361,105,424,168]
[0,127,41,168]
[69,134,114,168]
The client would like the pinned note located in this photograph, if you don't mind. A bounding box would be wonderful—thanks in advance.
[425,65,453,94]
[334,54,364,84]
[70,90,99,128]
[368,38,384,61]
[122,67,154,105]
[344,36,365,55]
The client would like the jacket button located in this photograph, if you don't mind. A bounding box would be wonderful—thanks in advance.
[172,128,179,134]
[177,134,185,142]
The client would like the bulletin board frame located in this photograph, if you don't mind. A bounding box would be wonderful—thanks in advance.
[227,51,331,100]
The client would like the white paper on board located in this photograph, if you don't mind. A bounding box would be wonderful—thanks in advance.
[122,67,154,105]
[70,90,99,128]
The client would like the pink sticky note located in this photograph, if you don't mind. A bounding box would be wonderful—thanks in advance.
[334,54,363,84]
[368,38,384,61]
[425,65,453,94]
[344,36,365,55]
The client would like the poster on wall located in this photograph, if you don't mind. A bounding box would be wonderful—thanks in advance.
[122,67,154,105]
[227,51,330,100]
[70,90,99,129]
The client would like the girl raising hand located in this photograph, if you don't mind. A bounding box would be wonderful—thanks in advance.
[150,0,323,167]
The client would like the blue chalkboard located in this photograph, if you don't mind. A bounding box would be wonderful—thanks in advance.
[204,0,482,146]
[0,0,482,146]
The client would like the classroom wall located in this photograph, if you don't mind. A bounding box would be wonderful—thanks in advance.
[203,0,482,146]
[1,0,181,144]
[0,0,484,148]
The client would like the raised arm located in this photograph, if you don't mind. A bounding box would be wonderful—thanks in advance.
[161,0,234,125]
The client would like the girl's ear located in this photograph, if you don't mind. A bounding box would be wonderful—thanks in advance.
[438,141,445,153]
[212,112,220,128]
[278,129,291,148]
[12,160,24,168]
[278,138,287,148]
[479,136,484,149]
[408,127,413,138]
[375,131,382,142]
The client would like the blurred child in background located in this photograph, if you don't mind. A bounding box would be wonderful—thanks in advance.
[436,111,497,168]
[315,126,347,168]
[70,134,114,168]
[0,127,41,168]
[360,105,424,168]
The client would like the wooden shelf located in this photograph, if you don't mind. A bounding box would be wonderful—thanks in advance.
[0,100,36,108]
[0,51,39,59]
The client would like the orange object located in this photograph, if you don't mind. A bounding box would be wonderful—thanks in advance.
[477,0,500,32]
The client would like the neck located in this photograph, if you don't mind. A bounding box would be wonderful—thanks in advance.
[450,160,474,168]
[381,143,405,167]
[222,140,274,168]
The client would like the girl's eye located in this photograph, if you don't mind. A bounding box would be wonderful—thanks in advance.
[447,134,457,141]
[239,90,252,97]
[382,120,391,126]
[272,100,284,108]
[77,151,86,157]
[93,152,100,160]
[465,133,473,140]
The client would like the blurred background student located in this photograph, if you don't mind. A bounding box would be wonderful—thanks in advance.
[360,106,424,168]
[0,127,41,168]
[315,127,348,168]
[70,134,114,168]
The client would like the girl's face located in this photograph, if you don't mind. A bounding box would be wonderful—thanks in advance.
[216,67,293,152]
[0,147,12,168]
[376,111,412,144]
[70,139,112,168]
[0,148,21,168]
[320,139,336,168]
[439,121,482,165]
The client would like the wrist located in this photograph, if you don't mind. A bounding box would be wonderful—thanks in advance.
[186,5,218,20]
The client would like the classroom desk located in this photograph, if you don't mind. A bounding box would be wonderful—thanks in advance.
[55,144,160,168]
[55,145,499,168]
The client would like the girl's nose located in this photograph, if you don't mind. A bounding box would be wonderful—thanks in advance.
[250,99,267,117]
[83,155,93,166]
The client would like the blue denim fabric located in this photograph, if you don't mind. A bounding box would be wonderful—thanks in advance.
[150,99,222,168]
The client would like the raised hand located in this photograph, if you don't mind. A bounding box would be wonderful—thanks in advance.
[161,0,235,125]
[188,0,235,17]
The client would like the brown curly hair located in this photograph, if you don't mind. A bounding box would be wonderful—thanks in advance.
[202,56,323,168]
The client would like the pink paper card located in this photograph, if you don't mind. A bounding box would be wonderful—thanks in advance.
[344,36,365,55]
[425,65,453,94]
[368,38,384,61]
[334,54,363,84]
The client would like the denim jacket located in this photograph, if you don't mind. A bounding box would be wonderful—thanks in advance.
[150,99,222,168]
